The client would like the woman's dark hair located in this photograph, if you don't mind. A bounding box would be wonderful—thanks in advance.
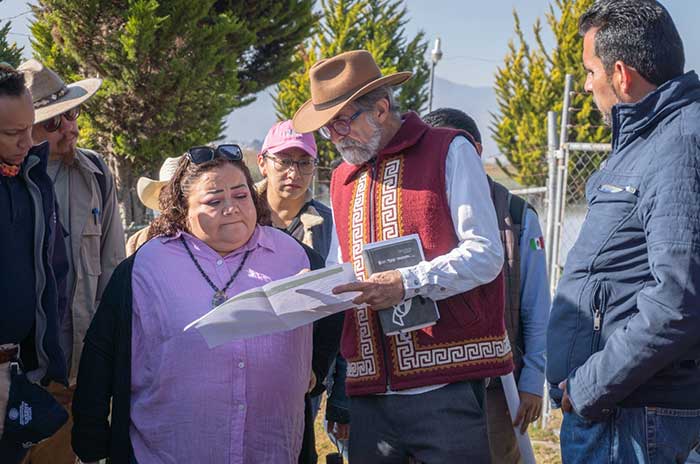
[0,63,26,98]
[148,155,271,239]
[579,0,684,86]
[423,108,482,144]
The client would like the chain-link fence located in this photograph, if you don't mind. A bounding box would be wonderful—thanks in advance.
[553,144,610,272]
[545,76,612,289]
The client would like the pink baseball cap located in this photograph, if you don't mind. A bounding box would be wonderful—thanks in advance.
[260,120,318,159]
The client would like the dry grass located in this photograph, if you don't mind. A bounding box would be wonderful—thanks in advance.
[313,398,563,463]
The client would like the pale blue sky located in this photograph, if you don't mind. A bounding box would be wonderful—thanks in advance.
[402,0,700,87]
[3,0,699,87]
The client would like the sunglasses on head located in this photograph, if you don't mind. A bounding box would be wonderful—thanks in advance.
[41,106,81,133]
[186,144,243,164]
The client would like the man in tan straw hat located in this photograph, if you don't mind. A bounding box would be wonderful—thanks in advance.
[18,59,124,464]
[293,50,510,462]
[126,155,183,255]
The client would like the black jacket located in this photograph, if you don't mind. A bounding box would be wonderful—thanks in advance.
[11,142,68,385]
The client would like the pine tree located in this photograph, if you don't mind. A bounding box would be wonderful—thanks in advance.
[274,0,430,167]
[0,18,24,67]
[30,0,315,226]
[492,0,609,187]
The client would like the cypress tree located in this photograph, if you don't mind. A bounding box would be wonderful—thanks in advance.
[0,3,23,67]
[30,0,315,225]
[492,0,610,187]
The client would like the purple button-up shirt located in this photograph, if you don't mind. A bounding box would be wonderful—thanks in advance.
[130,226,312,463]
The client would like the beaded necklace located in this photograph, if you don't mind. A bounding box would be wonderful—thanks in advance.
[180,236,252,308]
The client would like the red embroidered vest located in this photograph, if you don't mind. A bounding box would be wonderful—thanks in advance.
[331,112,513,396]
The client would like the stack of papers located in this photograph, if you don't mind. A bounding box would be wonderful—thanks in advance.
[184,263,359,347]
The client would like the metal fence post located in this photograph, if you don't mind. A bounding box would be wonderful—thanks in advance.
[545,111,558,275]
[549,74,574,289]
[540,110,559,429]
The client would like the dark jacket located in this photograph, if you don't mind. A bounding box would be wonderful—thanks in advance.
[303,198,334,262]
[325,355,350,424]
[295,198,340,395]
[547,71,700,420]
[15,142,68,385]
[72,240,325,463]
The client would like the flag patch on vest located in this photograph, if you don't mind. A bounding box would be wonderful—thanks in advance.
[530,236,545,250]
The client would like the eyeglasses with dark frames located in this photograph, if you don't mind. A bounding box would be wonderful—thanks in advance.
[41,106,81,133]
[186,144,243,164]
[264,153,317,174]
[318,109,364,140]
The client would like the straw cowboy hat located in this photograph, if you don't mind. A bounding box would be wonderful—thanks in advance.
[137,156,183,211]
[18,59,102,124]
[292,50,412,133]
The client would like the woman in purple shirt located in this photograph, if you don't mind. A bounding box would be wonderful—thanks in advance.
[71,146,323,464]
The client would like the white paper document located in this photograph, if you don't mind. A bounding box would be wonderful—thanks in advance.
[184,263,359,347]
[501,372,537,464]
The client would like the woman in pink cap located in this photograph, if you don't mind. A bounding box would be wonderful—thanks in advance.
[257,120,343,463]
[256,120,333,255]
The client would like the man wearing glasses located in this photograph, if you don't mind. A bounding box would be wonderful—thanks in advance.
[293,51,508,463]
[256,120,343,464]
[17,59,124,464]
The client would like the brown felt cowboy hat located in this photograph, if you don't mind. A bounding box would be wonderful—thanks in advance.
[18,59,102,124]
[292,50,412,134]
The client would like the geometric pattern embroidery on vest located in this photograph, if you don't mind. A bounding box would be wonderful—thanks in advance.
[377,155,511,374]
[350,171,369,279]
[394,333,512,373]
[378,157,402,240]
[347,170,377,379]
[347,307,378,378]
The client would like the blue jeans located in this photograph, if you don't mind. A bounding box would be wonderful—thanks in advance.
[561,407,700,463]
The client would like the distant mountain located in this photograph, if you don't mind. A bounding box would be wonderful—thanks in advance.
[222,77,498,158]
[430,77,498,159]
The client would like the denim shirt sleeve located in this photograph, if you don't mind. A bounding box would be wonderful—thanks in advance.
[568,139,700,419]
[517,208,549,397]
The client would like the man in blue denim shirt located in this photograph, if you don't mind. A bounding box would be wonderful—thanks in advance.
[547,1,700,462]
[425,108,550,463]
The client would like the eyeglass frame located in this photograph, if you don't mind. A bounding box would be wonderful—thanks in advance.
[263,152,318,175]
[41,106,81,133]
[186,144,243,165]
[318,109,364,140]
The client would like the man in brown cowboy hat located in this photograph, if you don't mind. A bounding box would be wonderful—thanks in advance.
[293,50,511,463]
[17,59,124,464]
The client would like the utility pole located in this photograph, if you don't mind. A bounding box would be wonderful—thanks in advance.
[428,37,443,112]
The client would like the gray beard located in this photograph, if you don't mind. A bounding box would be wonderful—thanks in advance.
[336,116,383,165]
